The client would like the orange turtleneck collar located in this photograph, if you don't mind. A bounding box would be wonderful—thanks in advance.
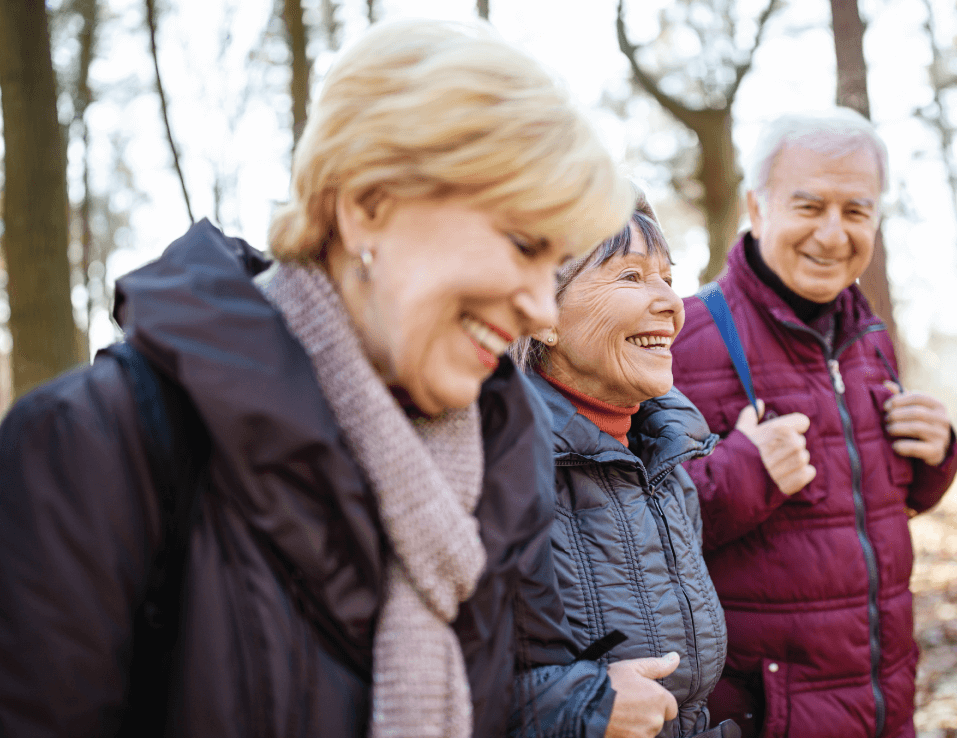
[539,370,640,447]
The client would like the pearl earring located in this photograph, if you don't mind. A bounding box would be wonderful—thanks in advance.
[358,248,373,281]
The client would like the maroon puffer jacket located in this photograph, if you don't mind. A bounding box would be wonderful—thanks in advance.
[671,235,957,738]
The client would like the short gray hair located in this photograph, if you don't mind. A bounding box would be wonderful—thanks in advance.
[747,108,889,196]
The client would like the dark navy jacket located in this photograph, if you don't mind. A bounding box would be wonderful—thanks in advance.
[518,372,726,738]
[0,220,611,738]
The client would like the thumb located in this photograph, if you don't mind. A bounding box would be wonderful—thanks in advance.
[630,651,680,681]
[736,399,765,431]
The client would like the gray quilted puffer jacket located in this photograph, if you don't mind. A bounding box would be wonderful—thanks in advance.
[524,372,727,737]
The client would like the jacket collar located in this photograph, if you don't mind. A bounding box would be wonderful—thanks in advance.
[527,371,717,485]
[724,233,883,339]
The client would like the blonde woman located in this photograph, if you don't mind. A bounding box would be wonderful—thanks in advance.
[0,19,633,738]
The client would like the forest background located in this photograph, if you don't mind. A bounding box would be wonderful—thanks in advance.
[1,0,957,732]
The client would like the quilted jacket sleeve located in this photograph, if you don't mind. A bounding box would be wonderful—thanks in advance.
[907,428,957,513]
[0,360,159,738]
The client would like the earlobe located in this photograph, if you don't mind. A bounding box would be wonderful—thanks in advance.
[534,328,558,345]
[335,194,368,259]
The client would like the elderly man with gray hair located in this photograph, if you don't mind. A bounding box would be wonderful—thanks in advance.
[671,108,957,738]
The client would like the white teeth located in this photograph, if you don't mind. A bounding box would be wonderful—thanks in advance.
[627,335,672,349]
[806,254,838,266]
[462,315,509,357]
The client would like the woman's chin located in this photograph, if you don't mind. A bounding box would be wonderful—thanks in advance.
[401,377,484,417]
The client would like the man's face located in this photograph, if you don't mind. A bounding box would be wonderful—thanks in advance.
[747,144,882,304]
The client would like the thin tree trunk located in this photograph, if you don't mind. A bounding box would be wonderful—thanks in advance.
[697,110,742,282]
[282,0,310,148]
[477,0,489,20]
[366,0,376,25]
[829,0,899,353]
[76,0,97,363]
[145,0,194,224]
[0,0,78,397]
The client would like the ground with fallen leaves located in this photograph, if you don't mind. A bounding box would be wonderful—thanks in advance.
[912,483,957,737]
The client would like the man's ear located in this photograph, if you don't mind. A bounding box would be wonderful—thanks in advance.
[746,190,764,240]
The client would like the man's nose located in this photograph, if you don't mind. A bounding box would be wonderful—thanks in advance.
[816,208,850,250]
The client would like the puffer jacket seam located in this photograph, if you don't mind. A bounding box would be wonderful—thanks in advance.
[557,504,605,647]
[597,467,664,658]
[664,475,726,692]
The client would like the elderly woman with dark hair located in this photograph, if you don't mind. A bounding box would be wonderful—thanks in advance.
[511,191,735,738]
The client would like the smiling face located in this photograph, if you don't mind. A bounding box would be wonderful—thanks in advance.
[334,197,571,416]
[749,144,882,304]
[546,228,684,407]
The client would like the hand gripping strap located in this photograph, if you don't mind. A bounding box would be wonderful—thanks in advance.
[696,282,760,417]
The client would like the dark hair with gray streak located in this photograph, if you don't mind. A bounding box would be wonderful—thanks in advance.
[509,187,673,372]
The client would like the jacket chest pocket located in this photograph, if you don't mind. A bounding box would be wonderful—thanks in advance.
[867,383,915,489]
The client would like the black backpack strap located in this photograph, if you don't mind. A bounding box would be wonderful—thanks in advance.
[103,342,211,737]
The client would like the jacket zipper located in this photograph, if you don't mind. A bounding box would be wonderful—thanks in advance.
[783,320,887,737]
[649,489,700,698]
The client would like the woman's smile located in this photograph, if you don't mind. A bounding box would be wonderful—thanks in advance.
[462,314,513,370]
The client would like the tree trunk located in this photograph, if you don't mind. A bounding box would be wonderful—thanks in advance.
[282,0,310,148]
[75,0,98,363]
[697,109,742,283]
[829,0,899,353]
[477,0,489,20]
[0,0,77,398]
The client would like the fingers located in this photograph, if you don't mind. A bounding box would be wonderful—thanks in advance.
[735,400,764,432]
[890,438,945,465]
[736,409,814,496]
[884,391,952,466]
[606,656,681,738]
[629,651,680,681]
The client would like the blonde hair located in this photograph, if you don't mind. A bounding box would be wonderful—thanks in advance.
[269,18,633,264]
[509,186,672,372]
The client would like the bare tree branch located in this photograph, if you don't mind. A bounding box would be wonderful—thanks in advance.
[616,0,705,128]
[729,0,782,98]
[145,0,194,224]
[917,0,957,213]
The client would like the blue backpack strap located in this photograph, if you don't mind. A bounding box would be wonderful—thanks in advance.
[696,282,760,417]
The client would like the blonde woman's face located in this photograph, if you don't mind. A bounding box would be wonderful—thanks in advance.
[339,197,571,415]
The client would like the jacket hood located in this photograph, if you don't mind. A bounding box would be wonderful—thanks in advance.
[527,371,716,484]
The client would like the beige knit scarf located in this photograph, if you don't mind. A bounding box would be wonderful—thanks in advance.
[259,263,486,738]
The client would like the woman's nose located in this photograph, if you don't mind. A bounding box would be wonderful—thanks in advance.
[514,272,560,333]
[653,281,682,314]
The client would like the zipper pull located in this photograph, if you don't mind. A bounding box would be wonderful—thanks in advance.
[828,359,846,394]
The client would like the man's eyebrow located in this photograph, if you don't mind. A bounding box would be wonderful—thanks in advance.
[790,190,876,209]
